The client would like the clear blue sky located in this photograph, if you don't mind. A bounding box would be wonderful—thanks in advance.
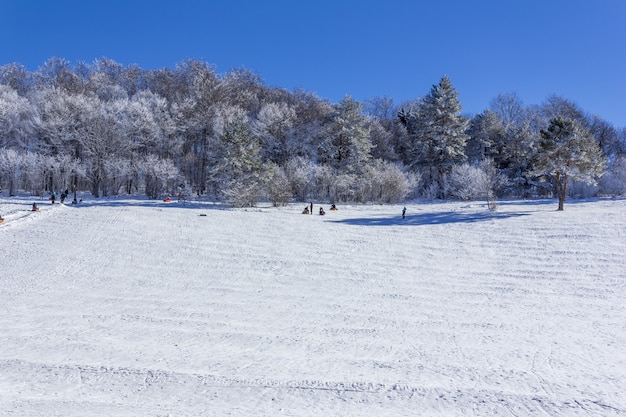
[1,0,625,127]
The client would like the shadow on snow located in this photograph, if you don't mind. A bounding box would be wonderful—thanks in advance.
[330,210,529,227]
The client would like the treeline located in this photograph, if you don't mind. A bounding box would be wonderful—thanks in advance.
[1,57,625,206]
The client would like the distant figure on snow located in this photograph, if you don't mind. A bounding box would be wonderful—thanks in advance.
[32,203,39,212]
[330,204,337,211]
[319,207,326,216]
[302,206,310,214]
[402,207,406,219]
[50,192,56,204]
[310,202,313,215]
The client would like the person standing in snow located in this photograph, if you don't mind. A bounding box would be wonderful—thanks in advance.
[402,207,406,219]
[310,202,313,215]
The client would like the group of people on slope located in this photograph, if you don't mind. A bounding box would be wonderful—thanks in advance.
[302,203,337,215]
[302,204,407,219]
[49,189,71,204]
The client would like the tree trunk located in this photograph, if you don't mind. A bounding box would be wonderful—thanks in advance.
[556,171,568,211]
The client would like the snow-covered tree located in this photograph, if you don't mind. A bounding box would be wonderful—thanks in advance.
[265,163,292,206]
[140,155,179,199]
[448,159,508,208]
[533,117,606,210]
[318,95,372,174]
[399,76,468,197]
[125,91,177,158]
[599,156,626,196]
[355,160,418,203]
[284,156,316,202]
[211,116,267,207]
[253,102,296,165]
[421,76,468,179]
[466,109,505,164]
[0,148,23,195]
[0,63,31,95]
[0,85,36,149]
[489,92,527,130]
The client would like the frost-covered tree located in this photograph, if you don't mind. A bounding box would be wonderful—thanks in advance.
[355,159,418,203]
[265,163,292,206]
[0,85,36,149]
[466,110,505,164]
[284,156,315,202]
[0,63,31,95]
[367,118,398,161]
[588,115,619,162]
[211,116,267,207]
[0,148,23,195]
[171,61,224,196]
[489,92,527,130]
[599,156,626,196]
[140,155,179,199]
[448,159,508,208]
[421,76,468,177]
[399,76,468,197]
[125,91,177,158]
[314,165,356,203]
[80,100,133,196]
[286,90,333,161]
[533,117,606,210]
[253,102,296,165]
[318,96,372,174]
[541,95,587,126]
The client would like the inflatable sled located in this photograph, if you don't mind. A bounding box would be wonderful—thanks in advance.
[163,197,172,203]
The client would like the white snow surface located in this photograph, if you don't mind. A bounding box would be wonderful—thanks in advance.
[0,195,625,416]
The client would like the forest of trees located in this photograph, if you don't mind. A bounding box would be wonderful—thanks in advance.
[1,57,625,207]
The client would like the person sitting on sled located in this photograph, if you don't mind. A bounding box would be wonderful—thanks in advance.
[330,204,337,210]
[32,202,39,211]
[302,206,310,214]
[319,207,326,215]
[0,214,4,223]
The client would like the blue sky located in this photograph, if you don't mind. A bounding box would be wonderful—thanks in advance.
[1,0,625,127]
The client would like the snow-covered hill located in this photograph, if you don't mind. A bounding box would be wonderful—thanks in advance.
[1,196,625,416]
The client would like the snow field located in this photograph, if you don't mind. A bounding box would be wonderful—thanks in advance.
[0,196,625,416]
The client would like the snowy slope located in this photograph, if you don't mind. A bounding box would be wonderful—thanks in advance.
[0,195,625,416]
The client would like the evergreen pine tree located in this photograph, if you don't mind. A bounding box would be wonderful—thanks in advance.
[399,76,468,197]
[318,96,372,174]
[212,118,266,207]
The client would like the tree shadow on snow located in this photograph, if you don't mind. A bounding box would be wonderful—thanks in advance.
[62,198,229,213]
[331,210,529,227]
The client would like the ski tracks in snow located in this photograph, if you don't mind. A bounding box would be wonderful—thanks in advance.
[0,197,625,416]
[1,358,623,417]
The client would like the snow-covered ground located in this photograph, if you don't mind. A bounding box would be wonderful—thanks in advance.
[0,194,625,416]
